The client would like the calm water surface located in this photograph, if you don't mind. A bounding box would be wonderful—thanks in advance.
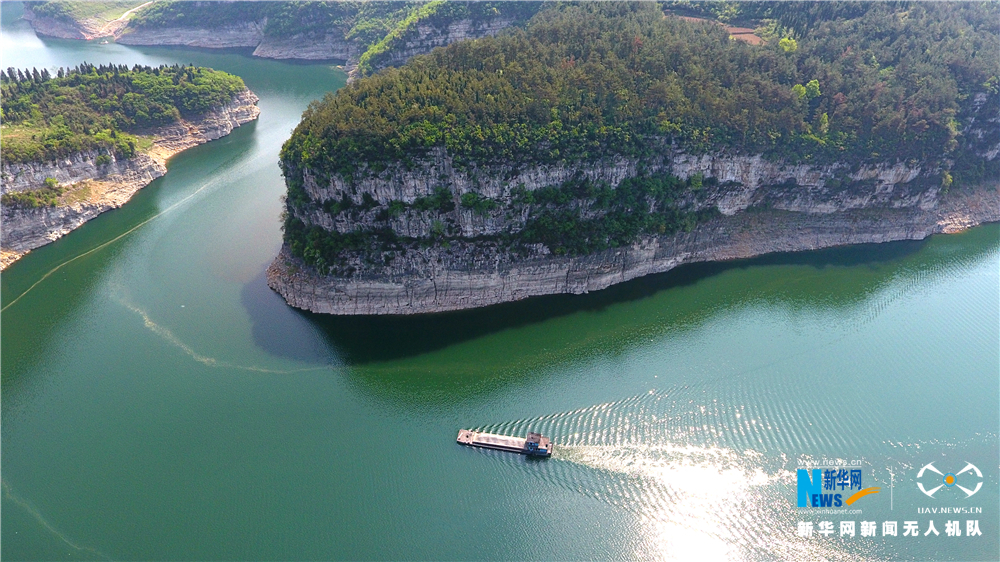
[2,3,998,560]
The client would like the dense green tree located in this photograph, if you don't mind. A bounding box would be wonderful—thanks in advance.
[1,63,247,163]
[282,1,998,187]
[279,1,999,273]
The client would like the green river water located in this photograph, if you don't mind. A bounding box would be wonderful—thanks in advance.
[2,3,997,560]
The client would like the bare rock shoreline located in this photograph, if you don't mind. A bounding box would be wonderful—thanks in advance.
[266,185,999,316]
[0,90,260,269]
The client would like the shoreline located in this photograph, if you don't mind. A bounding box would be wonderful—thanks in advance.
[20,1,154,41]
[21,5,522,78]
[0,90,260,270]
[266,185,999,316]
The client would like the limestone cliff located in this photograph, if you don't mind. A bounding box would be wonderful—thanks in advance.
[1,90,260,269]
[374,17,519,69]
[116,21,266,50]
[351,15,522,80]
[115,24,363,63]
[268,138,998,315]
[268,179,998,316]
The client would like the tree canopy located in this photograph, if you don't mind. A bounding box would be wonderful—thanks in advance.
[1,63,247,163]
[281,1,998,187]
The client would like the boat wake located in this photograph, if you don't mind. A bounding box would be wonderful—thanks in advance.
[2,479,113,561]
[112,292,332,375]
[466,392,884,561]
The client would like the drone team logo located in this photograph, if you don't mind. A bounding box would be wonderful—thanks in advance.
[917,462,983,498]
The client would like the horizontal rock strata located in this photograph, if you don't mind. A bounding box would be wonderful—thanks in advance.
[267,184,998,315]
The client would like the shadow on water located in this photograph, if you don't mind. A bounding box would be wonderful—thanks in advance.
[242,235,953,367]
[241,270,339,365]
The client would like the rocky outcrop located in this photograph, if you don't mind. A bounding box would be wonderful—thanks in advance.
[116,21,265,49]
[1,90,260,269]
[352,16,519,79]
[21,6,88,39]
[291,146,937,239]
[3,148,157,196]
[87,15,522,69]
[252,32,360,61]
[268,133,999,315]
[268,184,999,315]
[117,24,361,62]
[268,77,998,315]
[22,1,154,40]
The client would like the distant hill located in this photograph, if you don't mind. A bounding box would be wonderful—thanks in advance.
[24,1,542,76]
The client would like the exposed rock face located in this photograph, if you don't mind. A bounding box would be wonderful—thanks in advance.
[3,148,159,196]
[269,134,999,315]
[118,24,361,62]
[95,16,520,69]
[21,6,89,39]
[116,21,265,49]
[1,90,260,269]
[268,184,999,315]
[22,1,153,40]
[353,16,519,79]
[269,78,999,315]
[252,32,359,61]
[297,147,935,215]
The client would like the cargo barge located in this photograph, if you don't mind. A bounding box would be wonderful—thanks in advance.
[456,430,553,457]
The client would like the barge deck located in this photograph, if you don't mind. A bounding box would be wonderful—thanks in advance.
[457,429,553,457]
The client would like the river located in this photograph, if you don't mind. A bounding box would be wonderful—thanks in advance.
[2,3,997,560]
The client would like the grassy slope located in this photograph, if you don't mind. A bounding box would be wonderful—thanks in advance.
[27,1,147,24]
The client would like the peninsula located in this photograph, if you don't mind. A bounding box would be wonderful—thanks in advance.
[1,63,260,268]
[267,2,999,315]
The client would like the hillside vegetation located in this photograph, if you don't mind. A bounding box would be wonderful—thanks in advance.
[354,1,542,75]
[272,1,997,275]
[1,63,246,164]
[128,0,405,42]
[24,1,145,25]
[283,2,998,183]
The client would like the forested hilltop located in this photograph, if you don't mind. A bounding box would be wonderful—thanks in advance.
[286,1,998,180]
[277,2,999,276]
[1,63,247,165]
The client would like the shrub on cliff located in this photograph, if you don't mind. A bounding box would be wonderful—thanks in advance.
[1,178,63,208]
